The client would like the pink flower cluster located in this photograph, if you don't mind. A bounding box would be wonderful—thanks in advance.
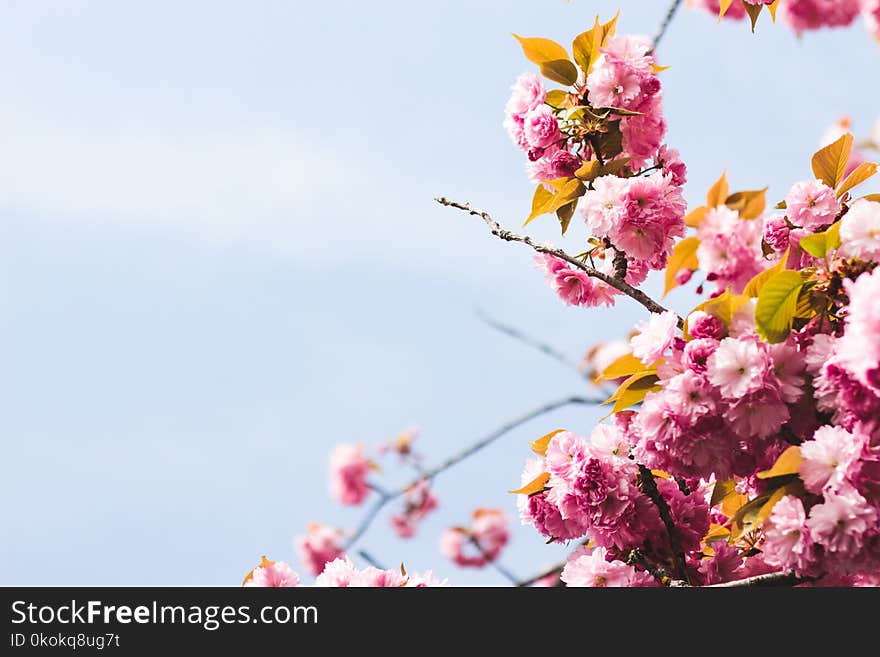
[391,480,438,538]
[517,422,710,574]
[692,0,878,38]
[561,545,657,587]
[534,252,647,309]
[697,205,765,294]
[440,508,509,568]
[329,444,373,506]
[581,171,687,271]
[633,315,807,481]
[294,524,345,576]
[245,557,448,587]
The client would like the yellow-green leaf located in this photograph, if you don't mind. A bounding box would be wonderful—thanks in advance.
[755,270,805,343]
[703,523,731,546]
[602,371,661,413]
[683,288,749,338]
[729,486,789,543]
[837,161,878,198]
[513,34,571,67]
[664,236,700,297]
[595,352,648,382]
[556,200,577,235]
[710,478,738,507]
[575,157,630,182]
[811,133,853,189]
[509,472,550,496]
[540,59,579,86]
[706,171,729,208]
[544,89,570,109]
[525,178,586,225]
[744,3,763,31]
[743,248,789,297]
[799,222,841,258]
[757,445,803,480]
[684,206,708,228]
[725,187,768,219]
[530,429,567,457]
[572,13,618,75]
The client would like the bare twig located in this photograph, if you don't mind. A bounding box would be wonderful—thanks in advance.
[707,571,815,588]
[342,395,601,551]
[435,197,682,328]
[468,536,521,585]
[516,563,564,587]
[477,309,586,377]
[356,549,388,571]
[651,0,684,51]
[638,465,691,585]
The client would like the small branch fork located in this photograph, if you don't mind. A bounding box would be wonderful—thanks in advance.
[343,395,602,551]
[435,197,683,329]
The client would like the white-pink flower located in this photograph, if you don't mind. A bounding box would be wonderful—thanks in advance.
[629,310,678,365]
[839,199,880,262]
[561,546,655,587]
[799,426,860,494]
[244,558,300,588]
[707,337,770,399]
[329,444,373,506]
[294,524,345,576]
[784,180,840,231]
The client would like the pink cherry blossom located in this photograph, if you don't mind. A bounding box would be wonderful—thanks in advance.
[329,444,373,506]
[630,310,679,365]
[561,546,657,587]
[294,524,345,576]
[244,559,300,588]
[839,199,880,262]
[784,180,841,230]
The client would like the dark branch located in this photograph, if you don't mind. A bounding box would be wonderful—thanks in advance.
[516,563,564,587]
[638,465,691,585]
[468,536,521,585]
[435,197,682,328]
[707,571,815,588]
[356,549,388,571]
[651,0,684,51]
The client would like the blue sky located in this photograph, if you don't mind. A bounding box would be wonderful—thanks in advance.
[1,0,877,585]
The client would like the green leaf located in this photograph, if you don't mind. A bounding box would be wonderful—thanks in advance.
[572,13,618,75]
[799,222,841,258]
[664,236,700,297]
[755,270,805,343]
[837,161,878,198]
[811,133,853,189]
[725,187,768,219]
[539,59,578,86]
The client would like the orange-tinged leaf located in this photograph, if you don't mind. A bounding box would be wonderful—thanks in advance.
[768,0,780,20]
[744,3,763,32]
[595,352,648,382]
[703,523,731,546]
[706,171,729,208]
[530,429,567,456]
[544,89,570,109]
[725,187,768,219]
[651,469,671,480]
[684,206,708,228]
[862,193,880,202]
[837,161,878,198]
[811,133,853,189]
[721,491,750,520]
[525,178,585,225]
[556,200,577,235]
[602,371,661,413]
[718,0,734,19]
[651,63,671,73]
[509,472,550,496]
[572,13,618,75]
[664,236,700,297]
[710,478,738,507]
[512,34,570,67]
[757,445,803,479]
[242,556,274,586]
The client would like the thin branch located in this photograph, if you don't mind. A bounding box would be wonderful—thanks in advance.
[435,197,682,328]
[477,309,586,377]
[707,571,815,588]
[356,549,388,571]
[468,537,521,586]
[638,465,691,585]
[342,395,601,552]
[516,563,564,587]
[419,396,601,481]
[651,0,684,51]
